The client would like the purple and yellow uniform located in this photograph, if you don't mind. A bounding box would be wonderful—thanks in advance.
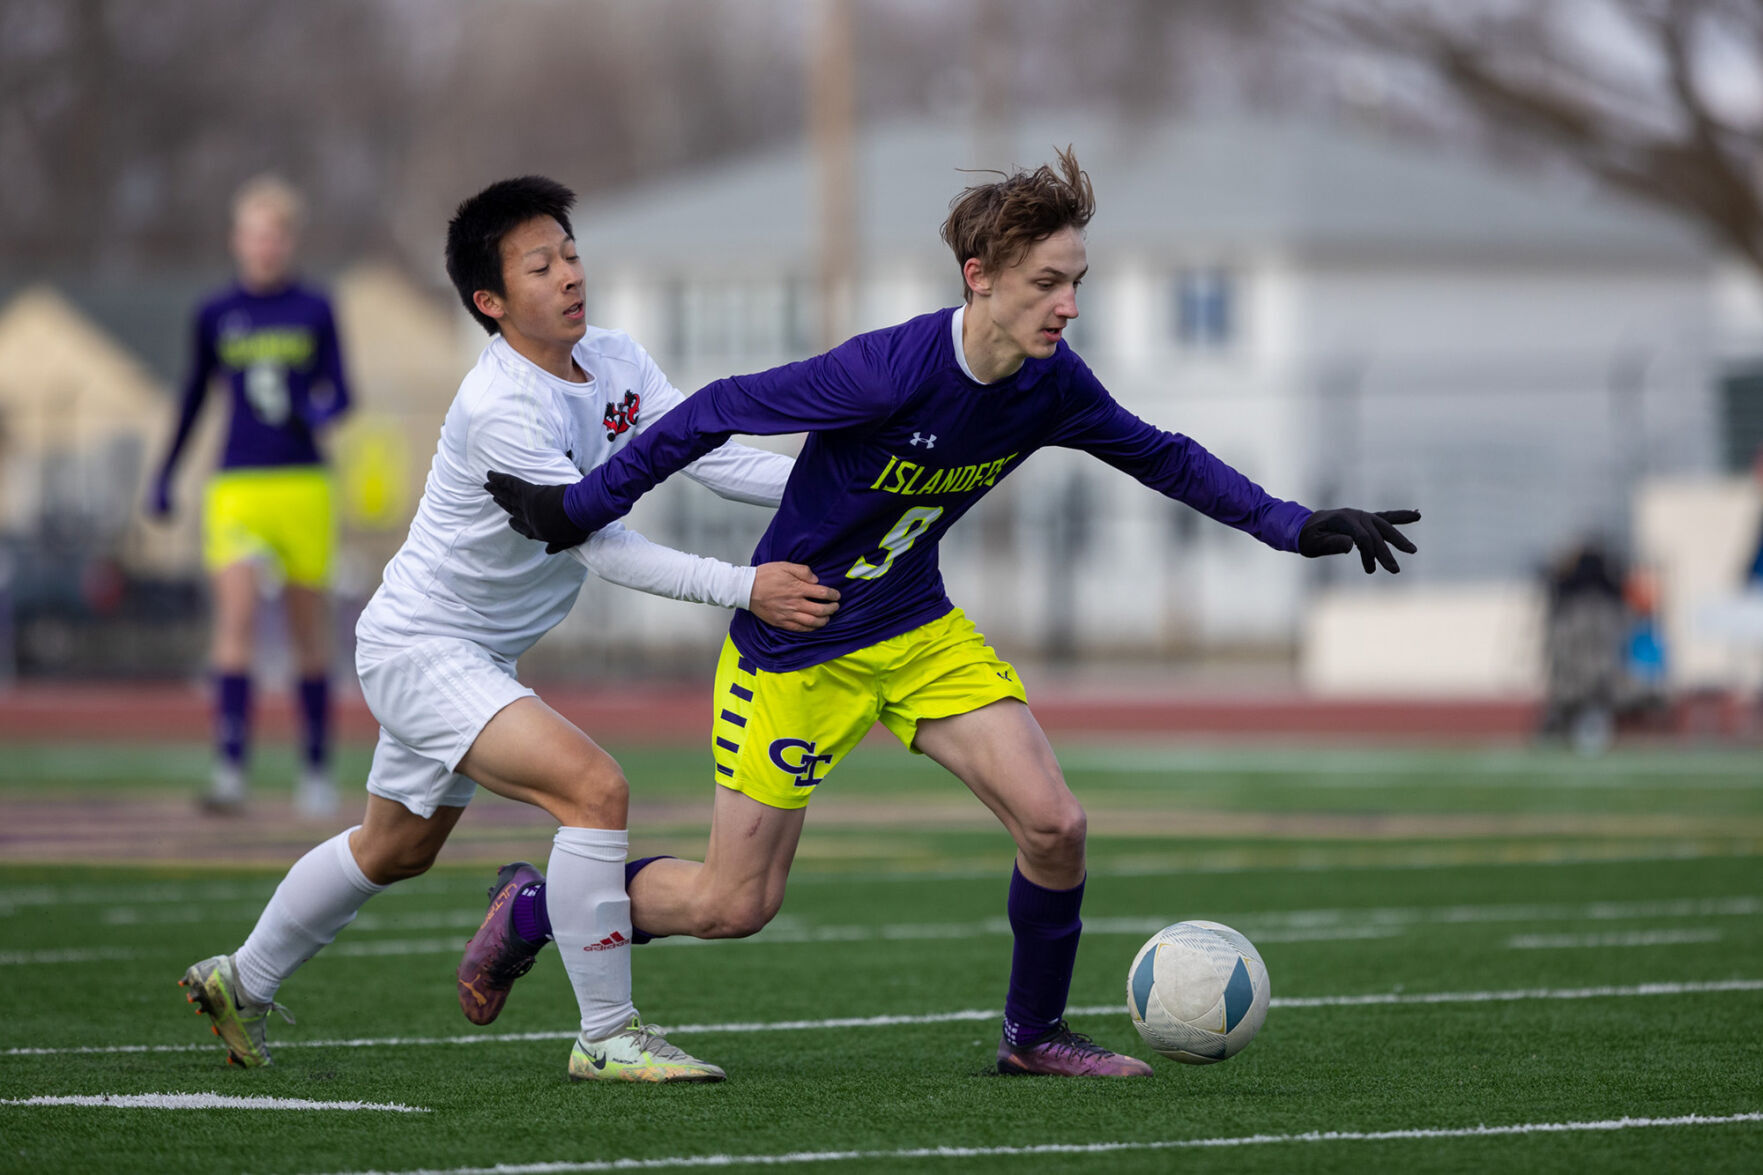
[563,307,1310,807]
[157,282,352,586]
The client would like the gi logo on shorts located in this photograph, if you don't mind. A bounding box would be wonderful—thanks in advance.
[768,738,833,788]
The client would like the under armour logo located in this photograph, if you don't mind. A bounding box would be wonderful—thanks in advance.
[769,738,834,788]
[909,432,936,448]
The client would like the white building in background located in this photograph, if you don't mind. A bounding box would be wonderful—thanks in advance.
[538,115,1714,671]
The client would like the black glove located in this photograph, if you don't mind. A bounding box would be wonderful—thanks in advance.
[1298,508,1420,574]
[484,471,590,554]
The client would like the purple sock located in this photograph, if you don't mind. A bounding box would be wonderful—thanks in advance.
[297,676,329,771]
[511,882,551,946]
[1002,864,1085,1046]
[624,855,674,945]
[520,855,674,947]
[215,672,251,768]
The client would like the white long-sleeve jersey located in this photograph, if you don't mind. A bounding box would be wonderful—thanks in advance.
[355,330,792,662]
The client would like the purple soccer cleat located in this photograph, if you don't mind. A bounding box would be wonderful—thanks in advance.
[996,1021,1154,1077]
[457,861,546,1026]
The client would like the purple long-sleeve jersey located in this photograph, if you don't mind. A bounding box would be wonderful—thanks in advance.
[157,281,352,478]
[563,307,1311,671]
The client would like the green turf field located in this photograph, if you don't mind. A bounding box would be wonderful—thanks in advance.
[2,738,1761,1173]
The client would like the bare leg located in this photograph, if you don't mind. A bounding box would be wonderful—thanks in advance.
[284,584,335,812]
[911,698,1085,888]
[457,696,658,1043]
[209,562,258,673]
[628,786,805,938]
[283,584,330,678]
[204,562,259,804]
[456,696,628,828]
[910,699,1144,1072]
[230,795,462,1009]
[350,794,465,885]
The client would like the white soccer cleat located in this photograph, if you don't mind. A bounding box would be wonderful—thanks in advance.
[294,768,340,819]
[199,763,248,814]
[567,1015,726,1083]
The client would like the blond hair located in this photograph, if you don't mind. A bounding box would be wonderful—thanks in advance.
[231,173,305,230]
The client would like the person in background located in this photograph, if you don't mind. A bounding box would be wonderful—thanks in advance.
[1538,540,1629,754]
[149,175,352,817]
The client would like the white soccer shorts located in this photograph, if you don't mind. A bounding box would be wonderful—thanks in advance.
[355,636,536,818]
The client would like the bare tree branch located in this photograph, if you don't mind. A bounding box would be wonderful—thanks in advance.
[1301,0,1763,273]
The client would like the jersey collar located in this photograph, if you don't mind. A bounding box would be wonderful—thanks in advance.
[949,304,990,385]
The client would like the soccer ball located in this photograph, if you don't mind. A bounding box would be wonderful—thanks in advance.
[1125,920,1269,1064]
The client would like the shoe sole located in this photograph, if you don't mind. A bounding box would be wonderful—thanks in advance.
[997,1060,1152,1077]
[179,969,267,1068]
[568,1063,725,1083]
[996,1051,1152,1077]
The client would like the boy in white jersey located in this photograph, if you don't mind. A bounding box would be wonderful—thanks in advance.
[178,176,839,1082]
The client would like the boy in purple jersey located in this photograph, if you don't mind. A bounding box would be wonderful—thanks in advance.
[149,176,353,817]
[486,149,1418,1077]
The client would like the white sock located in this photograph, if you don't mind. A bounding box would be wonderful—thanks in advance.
[233,827,386,1005]
[548,826,635,1039]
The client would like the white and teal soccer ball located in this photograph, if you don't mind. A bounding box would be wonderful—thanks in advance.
[1125,920,1270,1064]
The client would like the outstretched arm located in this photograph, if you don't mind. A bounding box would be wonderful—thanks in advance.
[1052,364,1417,571]
[487,342,891,549]
[624,338,797,509]
[1055,399,1312,551]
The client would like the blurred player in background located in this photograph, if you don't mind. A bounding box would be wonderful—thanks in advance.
[180,176,837,1084]
[489,149,1418,1078]
[149,175,352,818]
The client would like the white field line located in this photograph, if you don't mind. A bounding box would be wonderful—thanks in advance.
[2,849,1752,912]
[1507,928,1724,949]
[1261,979,1763,1008]
[9,979,1762,1059]
[0,947,138,966]
[6,895,1754,965]
[793,846,1763,885]
[0,1092,428,1112]
[651,895,1763,946]
[303,1112,1763,1175]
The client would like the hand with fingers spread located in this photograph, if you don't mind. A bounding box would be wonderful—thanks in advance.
[1298,508,1421,574]
[749,562,841,632]
[484,471,589,553]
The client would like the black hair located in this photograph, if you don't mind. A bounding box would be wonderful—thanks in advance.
[445,176,577,335]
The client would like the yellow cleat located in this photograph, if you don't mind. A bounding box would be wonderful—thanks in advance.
[567,1015,725,1083]
[179,955,292,1068]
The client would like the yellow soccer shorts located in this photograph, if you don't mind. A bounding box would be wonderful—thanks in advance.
[203,466,336,589]
[710,607,1028,810]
